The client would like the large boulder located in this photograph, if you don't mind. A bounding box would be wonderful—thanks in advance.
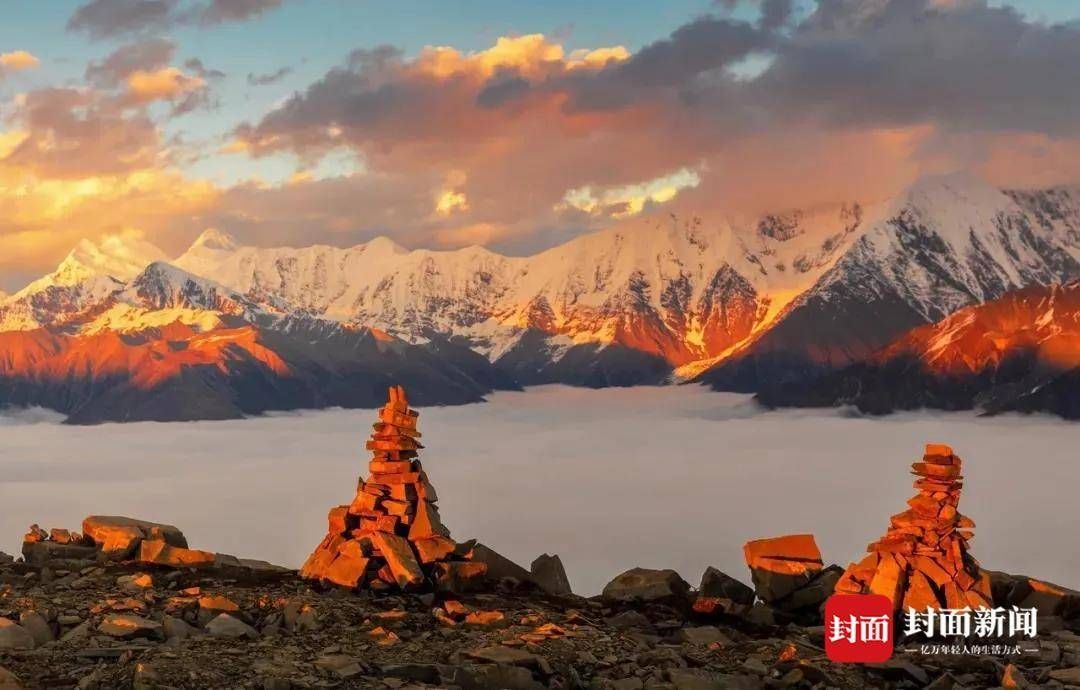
[530,554,572,595]
[138,539,215,568]
[211,554,292,581]
[0,620,35,650]
[205,614,259,639]
[988,571,1080,619]
[0,665,21,689]
[98,614,163,640]
[82,516,188,560]
[21,541,98,566]
[743,534,823,604]
[468,543,531,582]
[434,562,489,593]
[698,567,755,605]
[602,568,690,604]
[17,613,53,647]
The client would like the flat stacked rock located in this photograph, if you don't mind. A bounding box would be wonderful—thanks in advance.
[835,443,992,612]
[20,516,288,578]
[300,386,485,592]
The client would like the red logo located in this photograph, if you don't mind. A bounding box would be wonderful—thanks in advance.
[824,594,894,663]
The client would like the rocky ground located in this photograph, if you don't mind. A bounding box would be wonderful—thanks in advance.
[4,555,1080,690]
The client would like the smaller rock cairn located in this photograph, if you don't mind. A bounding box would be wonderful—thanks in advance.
[835,443,992,612]
[300,386,485,592]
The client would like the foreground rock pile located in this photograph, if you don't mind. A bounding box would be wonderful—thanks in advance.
[5,423,1080,688]
[22,517,287,578]
[834,443,992,611]
[4,543,1080,690]
[300,386,486,593]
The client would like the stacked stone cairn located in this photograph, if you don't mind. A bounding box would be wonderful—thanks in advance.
[300,386,486,592]
[834,443,992,612]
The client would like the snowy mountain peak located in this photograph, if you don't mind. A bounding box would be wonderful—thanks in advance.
[63,233,168,282]
[190,228,239,252]
[124,261,251,311]
[895,172,1014,221]
[363,236,407,255]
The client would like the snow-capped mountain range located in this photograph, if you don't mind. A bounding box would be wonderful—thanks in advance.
[1,173,1078,421]
[695,174,1080,390]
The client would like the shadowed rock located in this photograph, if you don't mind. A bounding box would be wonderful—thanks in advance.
[531,553,572,595]
[699,566,755,605]
[468,543,531,583]
[743,534,823,604]
[0,620,35,650]
[602,568,690,604]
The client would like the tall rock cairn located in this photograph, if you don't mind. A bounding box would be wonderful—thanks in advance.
[300,386,484,591]
[835,443,992,612]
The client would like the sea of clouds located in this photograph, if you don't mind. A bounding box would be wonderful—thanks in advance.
[2,385,1077,595]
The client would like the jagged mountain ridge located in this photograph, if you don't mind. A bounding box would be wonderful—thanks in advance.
[695,175,1080,391]
[757,280,1080,418]
[0,235,167,332]
[0,262,517,423]
[173,206,866,383]
[1,173,1079,421]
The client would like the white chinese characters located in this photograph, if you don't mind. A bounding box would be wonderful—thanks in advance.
[904,607,1037,639]
[829,614,892,644]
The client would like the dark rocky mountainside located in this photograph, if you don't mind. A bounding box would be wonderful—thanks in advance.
[697,178,1080,394]
[757,281,1080,418]
[0,323,513,424]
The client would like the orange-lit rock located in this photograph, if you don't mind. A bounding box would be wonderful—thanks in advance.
[838,443,987,614]
[372,532,424,589]
[434,561,488,593]
[83,516,188,560]
[414,536,456,564]
[743,534,824,604]
[138,540,215,568]
[299,385,483,592]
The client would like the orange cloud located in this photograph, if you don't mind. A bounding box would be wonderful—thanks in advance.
[414,34,627,81]
[0,50,39,72]
[0,165,218,274]
[0,50,40,72]
[126,67,206,103]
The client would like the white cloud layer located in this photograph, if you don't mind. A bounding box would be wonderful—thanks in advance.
[2,385,1078,595]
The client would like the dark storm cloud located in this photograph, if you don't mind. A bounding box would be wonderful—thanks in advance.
[81,39,219,116]
[68,0,285,38]
[247,66,293,86]
[185,58,226,80]
[85,38,175,87]
[67,0,177,39]
[197,0,283,25]
[557,16,769,113]
[475,74,531,109]
[759,0,794,30]
[755,0,1080,134]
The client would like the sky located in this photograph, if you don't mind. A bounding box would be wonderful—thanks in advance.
[1,0,1080,290]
